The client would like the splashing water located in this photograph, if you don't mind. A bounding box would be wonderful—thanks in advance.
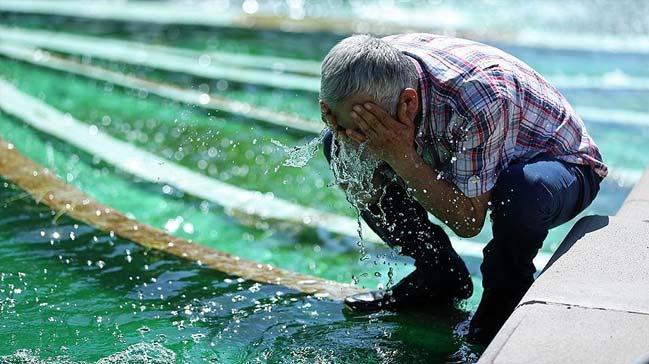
[273,129,384,214]
[275,129,386,244]
[271,129,328,168]
[96,343,175,364]
[0,343,176,364]
[328,135,384,215]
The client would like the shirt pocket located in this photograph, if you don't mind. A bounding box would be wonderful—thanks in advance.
[444,109,475,155]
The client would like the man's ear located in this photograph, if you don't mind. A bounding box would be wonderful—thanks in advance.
[319,100,338,129]
[398,88,419,123]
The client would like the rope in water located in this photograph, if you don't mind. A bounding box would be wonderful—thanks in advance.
[0,138,363,300]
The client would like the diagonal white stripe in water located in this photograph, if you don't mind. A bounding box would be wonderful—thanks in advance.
[3,26,649,95]
[0,43,323,134]
[0,26,321,92]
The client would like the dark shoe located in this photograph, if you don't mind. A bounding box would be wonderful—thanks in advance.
[467,287,528,345]
[344,267,473,312]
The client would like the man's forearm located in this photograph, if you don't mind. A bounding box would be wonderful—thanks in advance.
[388,151,482,237]
[342,100,487,236]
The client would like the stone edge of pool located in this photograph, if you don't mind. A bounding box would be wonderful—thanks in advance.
[478,167,649,363]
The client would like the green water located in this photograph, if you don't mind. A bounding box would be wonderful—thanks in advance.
[0,181,475,363]
[3,12,649,79]
[0,113,478,363]
[0,57,643,251]
[1,11,649,364]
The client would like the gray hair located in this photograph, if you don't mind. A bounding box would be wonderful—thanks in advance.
[320,34,418,115]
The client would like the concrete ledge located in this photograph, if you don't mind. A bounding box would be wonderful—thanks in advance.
[529,215,649,314]
[479,303,649,364]
[617,168,649,220]
[479,166,649,363]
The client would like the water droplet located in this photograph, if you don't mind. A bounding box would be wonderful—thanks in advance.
[198,93,210,105]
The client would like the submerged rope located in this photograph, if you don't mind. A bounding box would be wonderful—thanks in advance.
[0,138,363,300]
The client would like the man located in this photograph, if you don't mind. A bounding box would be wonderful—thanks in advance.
[319,34,606,344]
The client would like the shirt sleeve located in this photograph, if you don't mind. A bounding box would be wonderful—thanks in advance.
[450,97,509,197]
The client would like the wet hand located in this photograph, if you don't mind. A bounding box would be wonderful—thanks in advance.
[347,102,416,167]
[319,100,363,147]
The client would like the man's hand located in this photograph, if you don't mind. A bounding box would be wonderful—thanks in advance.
[345,102,489,238]
[320,100,362,147]
[347,102,416,167]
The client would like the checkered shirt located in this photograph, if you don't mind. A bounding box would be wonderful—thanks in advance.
[384,33,608,197]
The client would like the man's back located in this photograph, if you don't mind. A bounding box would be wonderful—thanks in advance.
[384,33,607,197]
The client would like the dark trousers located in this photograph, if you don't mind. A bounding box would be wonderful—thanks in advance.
[323,131,602,293]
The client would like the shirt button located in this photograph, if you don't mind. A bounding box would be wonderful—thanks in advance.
[468,175,480,184]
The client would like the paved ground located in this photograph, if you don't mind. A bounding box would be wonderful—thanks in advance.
[479,169,649,364]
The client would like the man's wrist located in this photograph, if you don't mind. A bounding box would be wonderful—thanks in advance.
[386,147,422,173]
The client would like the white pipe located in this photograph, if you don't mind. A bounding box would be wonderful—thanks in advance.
[0,26,321,92]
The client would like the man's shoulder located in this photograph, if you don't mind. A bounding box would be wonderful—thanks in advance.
[384,33,491,50]
[382,33,444,43]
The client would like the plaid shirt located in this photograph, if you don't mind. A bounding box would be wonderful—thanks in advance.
[384,34,608,197]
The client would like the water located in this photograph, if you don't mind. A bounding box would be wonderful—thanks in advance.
[1,343,176,364]
[274,130,386,226]
[0,177,476,363]
[271,129,327,169]
[0,4,648,363]
[275,130,391,267]
[328,138,385,214]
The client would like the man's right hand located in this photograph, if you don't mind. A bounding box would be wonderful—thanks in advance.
[320,100,364,148]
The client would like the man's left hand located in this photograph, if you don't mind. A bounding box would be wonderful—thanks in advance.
[347,102,417,168]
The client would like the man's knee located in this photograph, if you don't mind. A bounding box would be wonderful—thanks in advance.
[491,162,554,226]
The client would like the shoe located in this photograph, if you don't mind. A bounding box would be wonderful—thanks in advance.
[467,287,528,345]
[344,267,473,312]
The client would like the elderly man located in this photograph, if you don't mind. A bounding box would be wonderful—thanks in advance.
[319,34,607,344]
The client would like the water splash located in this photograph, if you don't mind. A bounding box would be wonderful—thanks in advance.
[273,129,385,218]
[328,135,384,215]
[0,343,176,364]
[0,350,72,364]
[271,129,327,168]
[96,343,175,364]
[274,129,389,265]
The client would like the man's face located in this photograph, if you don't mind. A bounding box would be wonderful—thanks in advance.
[322,94,369,135]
